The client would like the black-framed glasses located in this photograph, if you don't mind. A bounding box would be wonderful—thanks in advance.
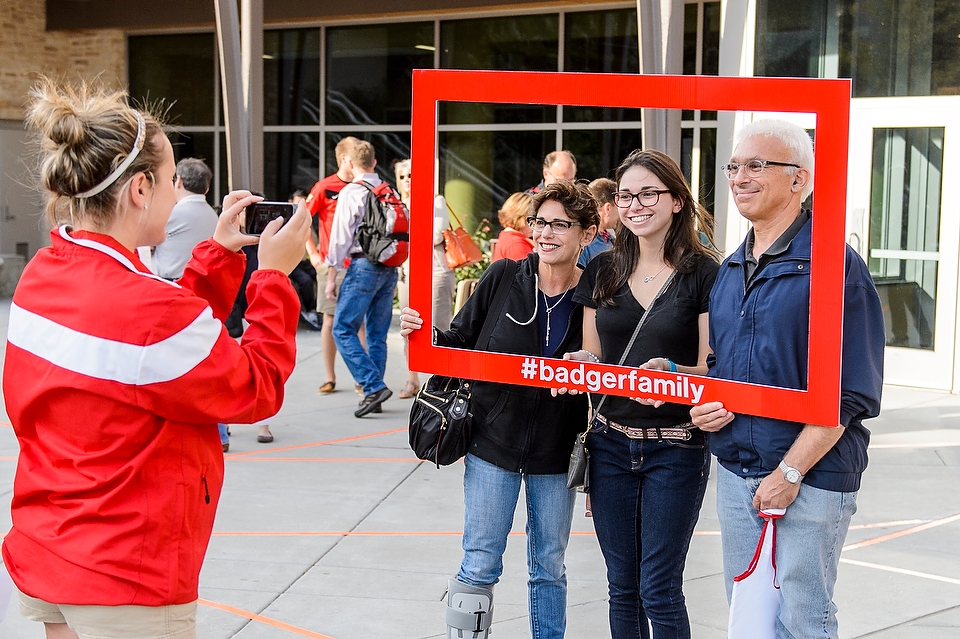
[526,217,582,235]
[721,159,801,179]
[613,189,671,208]
[172,174,179,186]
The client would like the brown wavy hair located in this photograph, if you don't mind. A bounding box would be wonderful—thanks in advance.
[26,77,167,230]
[593,149,719,306]
[531,181,600,229]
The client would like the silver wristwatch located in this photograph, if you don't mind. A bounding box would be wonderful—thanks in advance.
[778,460,804,484]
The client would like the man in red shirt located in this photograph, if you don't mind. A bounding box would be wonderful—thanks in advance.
[305,136,359,394]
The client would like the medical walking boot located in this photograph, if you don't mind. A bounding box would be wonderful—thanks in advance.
[446,578,494,639]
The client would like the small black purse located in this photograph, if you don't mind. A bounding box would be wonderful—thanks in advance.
[409,376,473,468]
[408,260,518,467]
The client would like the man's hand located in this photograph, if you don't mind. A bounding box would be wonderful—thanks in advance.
[325,265,338,302]
[690,401,735,432]
[753,470,801,511]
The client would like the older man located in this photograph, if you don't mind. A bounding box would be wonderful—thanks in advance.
[153,158,218,280]
[525,150,576,194]
[691,120,884,638]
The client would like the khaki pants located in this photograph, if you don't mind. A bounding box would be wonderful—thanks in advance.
[20,592,197,639]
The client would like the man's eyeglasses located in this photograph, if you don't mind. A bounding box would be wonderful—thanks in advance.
[721,159,800,179]
[171,174,179,186]
[613,189,671,208]
[526,217,582,235]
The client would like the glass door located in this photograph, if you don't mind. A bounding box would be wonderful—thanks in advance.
[848,98,960,390]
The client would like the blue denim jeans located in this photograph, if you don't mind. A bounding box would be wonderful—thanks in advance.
[587,428,710,639]
[217,423,229,446]
[457,454,577,639]
[332,258,398,394]
[716,463,857,639]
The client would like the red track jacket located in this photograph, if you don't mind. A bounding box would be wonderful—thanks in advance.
[2,227,299,606]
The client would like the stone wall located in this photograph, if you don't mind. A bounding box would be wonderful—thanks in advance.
[0,0,126,121]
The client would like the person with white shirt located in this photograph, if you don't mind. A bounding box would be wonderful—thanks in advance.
[325,140,398,417]
[153,158,218,280]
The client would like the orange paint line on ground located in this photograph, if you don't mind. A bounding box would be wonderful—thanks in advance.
[0,421,11,427]
[842,512,960,552]
[198,598,336,639]
[227,457,421,463]
[839,558,960,586]
[224,428,406,458]
[0,456,16,461]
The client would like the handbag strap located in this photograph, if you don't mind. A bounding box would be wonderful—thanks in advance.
[475,259,518,351]
[445,201,465,229]
[593,269,677,416]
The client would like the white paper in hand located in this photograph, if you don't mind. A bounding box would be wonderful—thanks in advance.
[727,510,784,639]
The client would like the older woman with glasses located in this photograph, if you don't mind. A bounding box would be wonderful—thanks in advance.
[563,150,720,639]
[400,182,598,639]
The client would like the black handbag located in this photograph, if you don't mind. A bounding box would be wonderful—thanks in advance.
[409,260,518,467]
[566,271,677,490]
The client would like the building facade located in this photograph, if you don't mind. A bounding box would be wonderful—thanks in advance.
[1,0,959,390]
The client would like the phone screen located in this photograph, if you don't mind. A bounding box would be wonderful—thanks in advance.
[244,202,297,236]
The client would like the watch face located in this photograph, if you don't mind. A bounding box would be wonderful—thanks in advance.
[785,469,801,483]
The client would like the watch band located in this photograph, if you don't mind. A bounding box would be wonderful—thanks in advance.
[778,459,804,484]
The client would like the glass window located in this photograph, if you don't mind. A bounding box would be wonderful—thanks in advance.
[439,130,553,231]
[440,15,559,124]
[839,0,960,97]
[326,22,433,126]
[564,9,641,123]
[755,0,826,78]
[129,34,216,126]
[264,29,320,127]
[702,2,721,76]
[169,131,217,206]
[324,132,412,188]
[264,132,320,202]
[755,0,960,97]
[869,127,944,349]
[563,129,641,183]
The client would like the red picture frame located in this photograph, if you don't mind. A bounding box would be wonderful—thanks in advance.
[407,70,850,427]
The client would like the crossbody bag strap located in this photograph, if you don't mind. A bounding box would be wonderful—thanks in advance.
[593,269,677,416]
[475,259,519,352]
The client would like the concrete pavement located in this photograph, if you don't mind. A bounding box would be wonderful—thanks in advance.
[0,298,958,638]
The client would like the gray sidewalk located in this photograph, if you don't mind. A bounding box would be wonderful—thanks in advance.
[0,298,958,638]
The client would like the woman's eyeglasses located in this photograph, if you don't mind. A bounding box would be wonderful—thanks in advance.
[613,189,671,208]
[526,217,582,234]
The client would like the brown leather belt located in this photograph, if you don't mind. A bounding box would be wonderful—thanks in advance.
[595,413,694,441]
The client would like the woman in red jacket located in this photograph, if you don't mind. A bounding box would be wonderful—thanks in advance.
[491,192,535,262]
[2,78,309,639]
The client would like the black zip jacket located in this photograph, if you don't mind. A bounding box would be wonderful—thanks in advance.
[434,254,588,474]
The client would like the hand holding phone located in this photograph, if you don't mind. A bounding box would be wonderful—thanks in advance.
[244,201,297,236]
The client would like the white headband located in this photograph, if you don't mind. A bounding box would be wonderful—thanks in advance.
[74,111,146,199]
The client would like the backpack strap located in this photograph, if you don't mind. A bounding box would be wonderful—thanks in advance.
[475,259,518,352]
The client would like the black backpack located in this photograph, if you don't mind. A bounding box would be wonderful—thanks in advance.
[355,181,410,267]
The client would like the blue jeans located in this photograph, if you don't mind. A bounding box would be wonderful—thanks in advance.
[716,463,857,639]
[458,454,577,639]
[332,258,398,394]
[587,428,710,639]
[217,423,229,445]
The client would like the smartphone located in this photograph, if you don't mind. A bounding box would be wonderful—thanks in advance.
[244,201,297,236]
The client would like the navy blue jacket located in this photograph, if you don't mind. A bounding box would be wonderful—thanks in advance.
[707,215,884,492]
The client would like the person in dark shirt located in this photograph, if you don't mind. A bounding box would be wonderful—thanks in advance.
[567,149,720,639]
[399,182,598,639]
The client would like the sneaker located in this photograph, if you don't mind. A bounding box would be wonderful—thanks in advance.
[372,404,382,414]
[355,387,392,418]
